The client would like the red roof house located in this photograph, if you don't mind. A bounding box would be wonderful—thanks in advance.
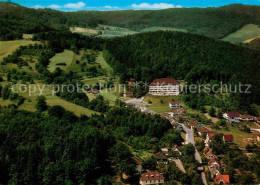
[223,134,234,143]
[214,174,230,184]
[197,128,211,135]
[139,171,164,185]
[123,91,133,97]
[205,150,218,159]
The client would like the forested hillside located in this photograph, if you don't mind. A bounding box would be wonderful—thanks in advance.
[1,2,260,40]
[0,107,175,184]
[104,31,260,106]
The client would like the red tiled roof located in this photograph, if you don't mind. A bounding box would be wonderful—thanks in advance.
[258,134,260,137]
[255,117,260,121]
[203,146,209,152]
[169,101,180,105]
[150,78,178,86]
[208,158,220,166]
[223,134,234,142]
[197,128,210,133]
[189,121,199,126]
[214,174,230,184]
[225,111,240,117]
[205,151,218,159]
[140,171,164,181]
[208,132,217,139]
[123,91,133,95]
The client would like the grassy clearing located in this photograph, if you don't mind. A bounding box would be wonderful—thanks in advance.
[222,24,260,43]
[140,26,187,33]
[0,40,38,61]
[212,124,257,148]
[144,94,181,113]
[12,82,97,116]
[48,50,74,72]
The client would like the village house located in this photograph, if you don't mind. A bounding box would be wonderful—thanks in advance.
[204,150,218,159]
[210,166,220,178]
[149,78,179,96]
[208,158,220,169]
[188,121,200,130]
[139,171,164,185]
[172,145,182,156]
[197,128,211,136]
[214,174,230,185]
[223,111,240,123]
[168,108,185,116]
[171,122,183,131]
[223,134,234,144]
[257,134,260,142]
[205,132,217,147]
[169,101,181,109]
[123,91,134,97]
[174,115,187,122]
[240,115,254,121]
[128,81,135,86]
[154,151,168,164]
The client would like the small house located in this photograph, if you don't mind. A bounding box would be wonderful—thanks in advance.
[223,111,240,123]
[188,121,200,130]
[169,101,181,109]
[223,134,234,143]
[154,151,168,164]
[172,145,182,156]
[123,91,134,97]
[168,108,185,116]
[204,150,218,159]
[240,115,254,121]
[197,128,211,136]
[214,174,230,185]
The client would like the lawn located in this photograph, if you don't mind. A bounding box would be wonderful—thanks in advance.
[0,40,38,61]
[222,24,260,43]
[144,94,181,113]
[12,82,98,116]
[212,124,258,148]
[140,26,187,33]
[48,50,75,72]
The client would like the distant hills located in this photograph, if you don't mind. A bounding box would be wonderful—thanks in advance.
[1,2,260,39]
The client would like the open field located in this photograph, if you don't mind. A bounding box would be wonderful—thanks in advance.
[143,94,181,113]
[212,124,258,148]
[0,40,38,61]
[11,82,98,116]
[140,26,187,33]
[222,24,260,43]
[48,50,74,72]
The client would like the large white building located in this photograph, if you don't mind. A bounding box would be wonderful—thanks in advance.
[149,78,179,96]
[139,171,164,185]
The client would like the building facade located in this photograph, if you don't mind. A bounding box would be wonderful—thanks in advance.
[149,78,179,96]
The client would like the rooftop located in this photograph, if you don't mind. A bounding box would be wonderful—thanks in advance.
[140,171,164,181]
[150,78,179,86]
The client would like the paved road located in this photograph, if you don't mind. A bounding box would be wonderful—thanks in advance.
[181,124,207,185]
[181,124,202,163]
[171,158,186,173]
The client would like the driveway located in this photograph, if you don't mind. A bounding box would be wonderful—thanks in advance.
[169,158,186,173]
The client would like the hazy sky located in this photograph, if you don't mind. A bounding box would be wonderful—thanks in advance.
[9,0,260,11]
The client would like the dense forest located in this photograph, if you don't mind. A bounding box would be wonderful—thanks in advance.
[0,107,176,184]
[1,2,260,40]
[104,31,260,109]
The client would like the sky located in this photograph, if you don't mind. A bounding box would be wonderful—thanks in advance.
[8,0,260,11]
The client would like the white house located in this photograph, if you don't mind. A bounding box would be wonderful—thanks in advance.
[149,78,179,96]
[139,171,164,185]
[169,101,181,108]
[223,111,240,123]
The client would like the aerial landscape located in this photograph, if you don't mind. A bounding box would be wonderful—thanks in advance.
[0,0,260,184]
